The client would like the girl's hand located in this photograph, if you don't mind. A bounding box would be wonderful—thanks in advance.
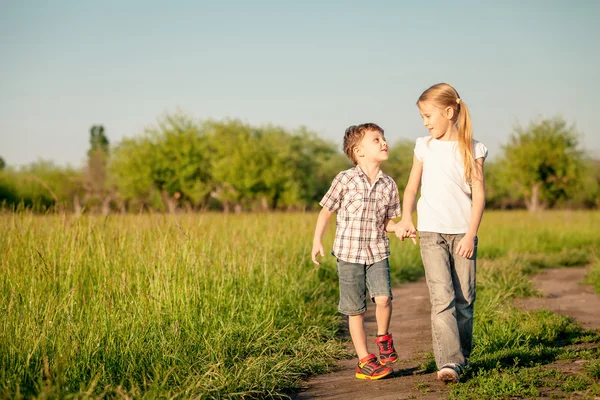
[311,242,325,265]
[456,235,475,259]
[395,220,417,244]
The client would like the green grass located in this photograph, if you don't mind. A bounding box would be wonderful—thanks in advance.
[0,213,351,398]
[0,210,599,398]
[584,258,600,294]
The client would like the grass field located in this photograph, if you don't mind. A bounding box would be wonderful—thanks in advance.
[0,210,599,398]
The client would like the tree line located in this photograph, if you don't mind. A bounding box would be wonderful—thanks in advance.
[0,114,598,214]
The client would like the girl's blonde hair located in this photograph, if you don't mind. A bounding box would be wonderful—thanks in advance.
[417,83,476,184]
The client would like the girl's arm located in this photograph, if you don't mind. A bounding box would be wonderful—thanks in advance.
[456,158,486,258]
[396,156,423,244]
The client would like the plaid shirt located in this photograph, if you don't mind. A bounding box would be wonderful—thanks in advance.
[320,166,401,264]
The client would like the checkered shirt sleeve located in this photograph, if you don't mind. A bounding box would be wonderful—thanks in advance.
[319,172,344,212]
[386,180,401,220]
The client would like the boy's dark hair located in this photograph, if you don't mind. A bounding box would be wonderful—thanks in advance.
[343,123,384,165]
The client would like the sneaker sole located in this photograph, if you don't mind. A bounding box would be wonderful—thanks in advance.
[355,370,392,380]
[380,357,399,365]
[437,371,459,383]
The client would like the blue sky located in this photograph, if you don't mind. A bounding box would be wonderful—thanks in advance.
[1,0,599,167]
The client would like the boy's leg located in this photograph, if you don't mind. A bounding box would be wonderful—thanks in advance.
[419,232,465,372]
[449,234,477,364]
[337,259,368,358]
[337,259,392,379]
[366,259,397,364]
[365,258,393,334]
[374,296,392,335]
[348,314,369,359]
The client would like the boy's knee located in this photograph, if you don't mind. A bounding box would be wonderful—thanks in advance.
[373,296,392,307]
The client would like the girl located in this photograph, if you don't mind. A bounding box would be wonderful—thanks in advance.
[397,83,487,383]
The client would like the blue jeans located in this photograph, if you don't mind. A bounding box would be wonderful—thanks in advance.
[419,232,477,372]
[336,258,393,315]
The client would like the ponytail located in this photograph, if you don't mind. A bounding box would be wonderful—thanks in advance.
[456,98,475,184]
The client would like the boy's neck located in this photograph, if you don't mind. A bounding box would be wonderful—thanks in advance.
[357,161,382,185]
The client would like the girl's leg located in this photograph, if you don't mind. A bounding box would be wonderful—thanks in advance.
[419,232,465,370]
[348,314,369,359]
[450,235,477,363]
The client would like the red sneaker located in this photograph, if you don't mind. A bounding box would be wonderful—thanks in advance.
[355,354,393,380]
[375,333,398,365]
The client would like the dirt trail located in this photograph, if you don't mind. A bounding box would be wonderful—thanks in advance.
[294,279,448,400]
[517,266,600,330]
[294,266,600,400]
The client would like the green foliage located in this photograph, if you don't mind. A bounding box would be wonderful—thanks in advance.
[0,156,5,171]
[383,139,414,194]
[2,114,600,213]
[109,116,343,212]
[497,117,584,211]
[88,125,109,156]
[0,161,82,211]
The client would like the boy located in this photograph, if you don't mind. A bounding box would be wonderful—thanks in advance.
[311,123,403,380]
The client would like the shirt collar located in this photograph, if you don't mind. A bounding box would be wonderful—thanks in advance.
[355,165,385,183]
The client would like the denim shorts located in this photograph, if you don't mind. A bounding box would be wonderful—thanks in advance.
[336,258,393,316]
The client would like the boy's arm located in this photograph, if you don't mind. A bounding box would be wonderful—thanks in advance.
[456,158,486,258]
[384,219,397,233]
[312,207,334,265]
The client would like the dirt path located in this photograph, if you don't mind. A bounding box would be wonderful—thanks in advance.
[517,266,600,330]
[294,266,600,400]
[293,279,449,400]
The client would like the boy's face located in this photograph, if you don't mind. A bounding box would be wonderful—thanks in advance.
[355,129,388,164]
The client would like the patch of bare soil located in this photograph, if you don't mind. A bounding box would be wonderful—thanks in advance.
[517,266,600,331]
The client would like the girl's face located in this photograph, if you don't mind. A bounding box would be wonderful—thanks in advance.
[418,101,455,140]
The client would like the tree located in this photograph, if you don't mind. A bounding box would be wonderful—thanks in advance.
[0,156,5,171]
[76,125,114,215]
[110,114,214,213]
[498,117,583,212]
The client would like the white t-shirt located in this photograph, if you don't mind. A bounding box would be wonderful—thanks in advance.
[414,136,488,234]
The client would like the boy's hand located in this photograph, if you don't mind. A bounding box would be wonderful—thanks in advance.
[395,220,417,245]
[456,234,475,259]
[311,242,325,265]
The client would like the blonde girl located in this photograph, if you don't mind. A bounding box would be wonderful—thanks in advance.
[397,83,487,383]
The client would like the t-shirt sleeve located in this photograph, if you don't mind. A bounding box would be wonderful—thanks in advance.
[386,180,402,219]
[474,141,488,160]
[319,173,344,212]
[414,137,424,162]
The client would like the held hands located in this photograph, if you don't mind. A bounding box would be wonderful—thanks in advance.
[395,220,417,245]
[456,234,475,259]
[311,241,325,265]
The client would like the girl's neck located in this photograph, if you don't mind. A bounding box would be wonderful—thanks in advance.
[437,125,459,141]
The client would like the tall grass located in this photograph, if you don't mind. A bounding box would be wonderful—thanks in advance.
[0,213,351,398]
[1,210,599,398]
